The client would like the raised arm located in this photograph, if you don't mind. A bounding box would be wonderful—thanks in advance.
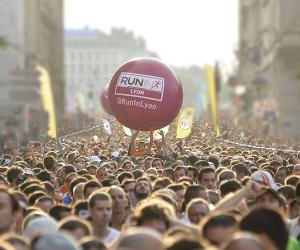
[146,131,154,155]
[128,131,139,155]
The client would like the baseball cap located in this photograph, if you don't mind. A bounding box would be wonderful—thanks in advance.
[251,170,277,190]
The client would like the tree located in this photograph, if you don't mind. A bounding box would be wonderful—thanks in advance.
[0,36,8,48]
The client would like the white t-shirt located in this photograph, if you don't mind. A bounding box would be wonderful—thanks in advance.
[289,217,300,240]
[102,227,120,244]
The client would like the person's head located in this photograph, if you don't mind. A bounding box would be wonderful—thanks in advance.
[83,180,101,199]
[174,166,187,183]
[136,157,145,169]
[35,196,55,213]
[96,167,108,183]
[122,161,134,172]
[134,177,152,202]
[31,232,80,250]
[122,179,136,204]
[117,172,134,184]
[162,168,175,182]
[80,237,107,250]
[198,167,216,190]
[167,184,185,212]
[231,164,250,181]
[208,190,220,205]
[275,166,290,185]
[285,175,300,186]
[164,235,203,250]
[224,232,264,250]
[43,156,56,172]
[151,158,164,169]
[115,227,163,250]
[218,170,235,184]
[23,215,58,240]
[219,180,242,198]
[293,164,300,175]
[0,186,19,234]
[61,165,76,182]
[186,198,209,224]
[88,191,112,228]
[182,185,208,212]
[136,141,145,151]
[187,166,198,183]
[49,205,71,221]
[6,167,24,186]
[240,207,289,250]
[72,183,85,202]
[65,173,78,192]
[134,199,175,234]
[201,213,237,248]
[152,177,172,192]
[72,200,89,219]
[1,234,30,250]
[255,188,284,209]
[59,216,92,240]
[277,185,295,204]
[144,157,153,170]
[107,186,127,215]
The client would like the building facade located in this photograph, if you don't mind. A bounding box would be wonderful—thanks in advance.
[64,27,157,115]
[0,0,64,141]
[24,0,65,126]
[239,0,300,139]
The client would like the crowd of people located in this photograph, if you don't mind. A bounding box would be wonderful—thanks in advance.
[0,120,300,250]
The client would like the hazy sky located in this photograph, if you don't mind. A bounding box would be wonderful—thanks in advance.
[65,0,239,68]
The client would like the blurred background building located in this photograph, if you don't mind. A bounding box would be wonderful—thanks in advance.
[239,0,300,139]
[64,27,157,116]
[0,0,64,142]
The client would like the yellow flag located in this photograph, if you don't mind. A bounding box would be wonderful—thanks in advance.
[176,107,194,139]
[36,65,57,138]
[205,65,220,137]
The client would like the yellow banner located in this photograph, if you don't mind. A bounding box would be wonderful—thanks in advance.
[36,65,57,138]
[176,107,194,139]
[205,65,220,137]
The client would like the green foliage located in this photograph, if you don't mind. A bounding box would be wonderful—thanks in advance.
[0,36,8,48]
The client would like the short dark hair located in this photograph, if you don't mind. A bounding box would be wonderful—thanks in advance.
[240,208,288,250]
[164,236,203,250]
[88,191,111,209]
[81,238,107,250]
[182,185,206,212]
[219,180,242,197]
[62,165,76,176]
[277,166,291,176]
[117,172,134,184]
[36,170,51,182]
[277,185,295,201]
[218,170,235,183]
[43,156,55,171]
[59,216,91,237]
[69,177,87,196]
[295,181,300,197]
[6,166,23,184]
[231,164,250,176]
[286,175,300,186]
[198,167,215,182]
[49,204,71,221]
[83,180,101,198]
[202,213,237,239]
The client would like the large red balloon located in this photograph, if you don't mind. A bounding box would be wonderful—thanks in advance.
[108,58,183,131]
[100,84,114,115]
